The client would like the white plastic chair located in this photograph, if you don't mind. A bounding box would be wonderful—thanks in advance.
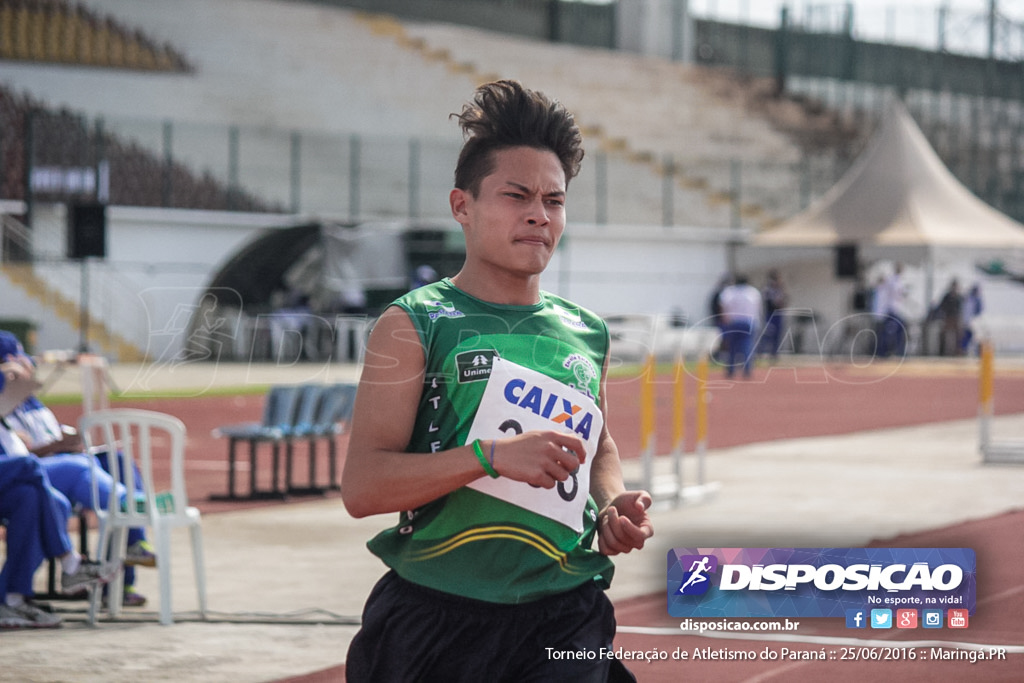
[81,409,207,626]
[77,353,112,414]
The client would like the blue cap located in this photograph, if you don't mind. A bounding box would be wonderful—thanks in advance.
[0,330,24,360]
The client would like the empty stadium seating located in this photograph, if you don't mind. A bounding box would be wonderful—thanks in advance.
[0,0,190,71]
[0,82,282,211]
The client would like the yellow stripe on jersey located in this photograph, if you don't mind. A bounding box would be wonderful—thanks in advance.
[407,525,590,575]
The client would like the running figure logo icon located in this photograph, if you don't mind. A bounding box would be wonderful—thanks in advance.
[677,555,718,595]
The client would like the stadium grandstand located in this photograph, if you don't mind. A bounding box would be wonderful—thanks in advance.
[0,83,280,212]
[0,0,190,70]
[1,0,1022,361]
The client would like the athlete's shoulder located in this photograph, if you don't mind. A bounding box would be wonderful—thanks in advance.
[540,291,607,333]
[392,280,464,317]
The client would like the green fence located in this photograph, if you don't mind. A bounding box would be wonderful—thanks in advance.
[693,14,1024,100]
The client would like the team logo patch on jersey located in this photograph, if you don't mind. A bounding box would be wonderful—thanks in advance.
[554,305,589,331]
[456,350,498,383]
[425,300,465,321]
[563,354,598,397]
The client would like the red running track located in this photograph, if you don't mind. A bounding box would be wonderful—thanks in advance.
[47,361,1024,510]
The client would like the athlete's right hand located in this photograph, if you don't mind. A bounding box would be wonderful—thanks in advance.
[488,430,586,489]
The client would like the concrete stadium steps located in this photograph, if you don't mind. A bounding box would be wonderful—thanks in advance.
[0,263,144,361]
[356,13,732,226]
[397,18,805,226]
[67,0,469,136]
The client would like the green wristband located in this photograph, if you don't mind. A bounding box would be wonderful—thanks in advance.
[472,439,499,478]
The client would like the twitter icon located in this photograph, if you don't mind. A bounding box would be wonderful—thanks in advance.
[870,609,893,629]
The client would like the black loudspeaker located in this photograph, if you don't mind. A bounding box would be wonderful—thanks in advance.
[68,202,107,259]
[834,243,858,278]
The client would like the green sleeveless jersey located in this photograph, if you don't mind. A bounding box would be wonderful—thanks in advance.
[366,278,616,604]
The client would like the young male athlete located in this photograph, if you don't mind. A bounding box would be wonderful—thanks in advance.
[341,80,653,681]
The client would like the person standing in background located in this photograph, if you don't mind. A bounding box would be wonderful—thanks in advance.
[718,274,762,379]
[960,283,984,355]
[708,273,732,363]
[934,279,963,356]
[873,264,908,358]
[761,269,788,359]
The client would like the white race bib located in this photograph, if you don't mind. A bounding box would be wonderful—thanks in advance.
[466,357,603,532]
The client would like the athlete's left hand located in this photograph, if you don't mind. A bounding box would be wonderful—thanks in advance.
[596,490,653,556]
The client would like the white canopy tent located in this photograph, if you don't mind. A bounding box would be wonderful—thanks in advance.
[741,99,1024,350]
[753,100,1024,252]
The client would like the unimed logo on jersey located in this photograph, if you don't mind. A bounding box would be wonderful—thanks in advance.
[456,350,497,383]
[667,548,976,619]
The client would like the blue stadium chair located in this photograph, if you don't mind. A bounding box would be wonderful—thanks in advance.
[282,382,325,493]
[210,384,302,500]
[291,383,357,495]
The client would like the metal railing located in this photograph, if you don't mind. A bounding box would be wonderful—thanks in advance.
[19,113,854,231]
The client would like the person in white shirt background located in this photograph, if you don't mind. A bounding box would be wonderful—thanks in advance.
[872,263,908,358]
[717,274,763,379]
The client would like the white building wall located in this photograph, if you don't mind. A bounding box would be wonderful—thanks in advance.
[546,223,731,323]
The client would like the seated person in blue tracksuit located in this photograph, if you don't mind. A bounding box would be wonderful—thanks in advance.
[1,363,114,628]
[0,331,155,606]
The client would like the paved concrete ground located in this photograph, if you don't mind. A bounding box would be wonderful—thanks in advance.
[2,361,1023,682]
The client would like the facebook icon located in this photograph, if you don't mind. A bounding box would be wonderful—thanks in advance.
[845,609,867,629]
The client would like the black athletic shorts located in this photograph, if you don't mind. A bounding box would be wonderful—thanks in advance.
[345,570,636,682]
